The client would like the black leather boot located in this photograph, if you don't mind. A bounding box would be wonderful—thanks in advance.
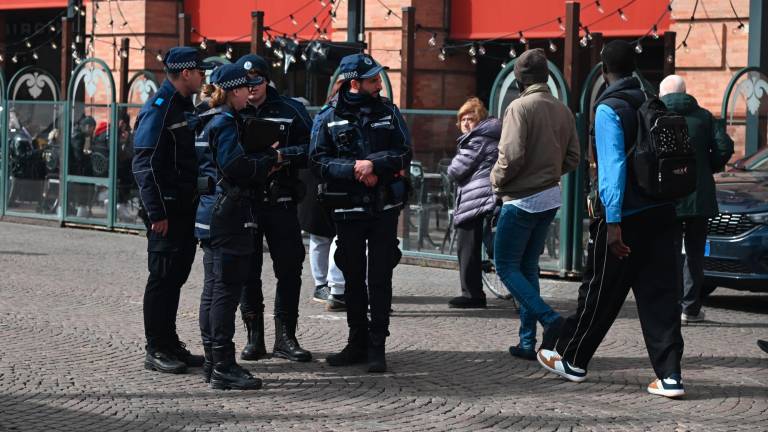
[203,344,213,383]
[210,344,262,390]
[169,339,205,367]
[367,333,387,373]
[326,327,368,367]
[144,347,187,374]
[240,313,268,361]
[273,317,312,362]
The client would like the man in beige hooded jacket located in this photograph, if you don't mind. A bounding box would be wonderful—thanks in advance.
[490,48,580,361]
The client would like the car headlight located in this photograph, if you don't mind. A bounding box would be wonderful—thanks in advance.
[746,212,768,224]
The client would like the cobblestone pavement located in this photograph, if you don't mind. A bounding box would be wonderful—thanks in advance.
[1,221,766,431]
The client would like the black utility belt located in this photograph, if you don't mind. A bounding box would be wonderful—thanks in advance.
[317,178,409,212]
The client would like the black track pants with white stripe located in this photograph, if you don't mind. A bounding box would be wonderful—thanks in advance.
[554,204,684,379]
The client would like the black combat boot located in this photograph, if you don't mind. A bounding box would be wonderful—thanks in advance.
[240,312,268,361]
[326,327,368,367]
[367,333,387,373]
[210,344,262,390]
[273,317,312,362]
[203,344,213,383]
[169,339,205,367]
[144,346,187,374]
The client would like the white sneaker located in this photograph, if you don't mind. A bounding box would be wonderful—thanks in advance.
[681,310,705,324]
[647,375,685,398]
[537,349,587,383]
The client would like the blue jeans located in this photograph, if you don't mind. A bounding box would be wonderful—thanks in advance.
[494,205,560,350]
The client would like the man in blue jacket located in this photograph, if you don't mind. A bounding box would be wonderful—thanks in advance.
[538,41,685,398]
[233,55,314,363]
[310,53,411,373]
[132,47,214,374]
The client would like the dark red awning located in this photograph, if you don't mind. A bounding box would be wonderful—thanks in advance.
[0,0,67,10]
[450,0,672,40]
[184,0,333,43]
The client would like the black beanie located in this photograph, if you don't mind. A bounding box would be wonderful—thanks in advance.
[514,48,548,85]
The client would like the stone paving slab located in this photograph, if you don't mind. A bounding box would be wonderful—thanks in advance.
[0,221,766,431]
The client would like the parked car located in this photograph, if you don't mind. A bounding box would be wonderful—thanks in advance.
[702,147,768,295]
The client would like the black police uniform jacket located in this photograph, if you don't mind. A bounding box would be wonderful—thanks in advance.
[240,86,313,204]
[309,92,412,220]
[197,104,276,254]
[132,79,198,250]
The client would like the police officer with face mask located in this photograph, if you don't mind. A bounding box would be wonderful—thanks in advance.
[310,53,411,373]
[233,54,314,363]
[132,47,214,374]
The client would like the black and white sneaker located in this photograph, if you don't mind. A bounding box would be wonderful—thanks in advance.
[313,284,330,303]
[647,374,685,398]
[326,294,346,312]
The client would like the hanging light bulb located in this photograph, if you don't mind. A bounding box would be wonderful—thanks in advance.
[320,0,326,6]
[330,11,337,23]
[733,22,747,34]
[618,9,628,22]
[73,4,79,11]
[200,38,208,50]
[651,25,659,39]
[585,28,593,41]
[265,38,272,49]
[75,57,82,65]
[0,54,4,62]
[666,54,674,64]
[49,24,56,32]
[290,14,298,26]
[428,33,437,47]
[225,50,232,60]
[121,48,128,58]
[478,44,486,56]
[156,50,164,62]
[275,49,284,59]
[468,44,477,57]
[500,62,507,69]
[470,57,477,65]
[51,41,58,49]
[300,52,308,61]
[438,48,446,61]
[579,36,589,48]
[508,46,517,58]
[72,49,79,59]
[595,1,604,14]
[313,17,320,29]
[25,40,32,48]
[75,35,82,44]
[634,42,643,54]
[548,40,557,52]
[557,17,565,32]
[519,32,527,45]
[32,51,39,60]
[71,42,77,50]
[385,10,392,20]
[121,21,128,29]
[80,8,86,17]
[12,54,19,63]
[109,19,114,28]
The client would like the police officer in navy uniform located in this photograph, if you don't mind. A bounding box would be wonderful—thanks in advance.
[233,55,314,363]
[133,47,214,374]
[310,54,411,373]
[195,63,275,390]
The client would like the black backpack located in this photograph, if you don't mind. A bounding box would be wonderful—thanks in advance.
[618,95,697,200]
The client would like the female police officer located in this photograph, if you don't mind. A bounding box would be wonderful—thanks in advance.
[310,54,411,373]
[195,63,278,390]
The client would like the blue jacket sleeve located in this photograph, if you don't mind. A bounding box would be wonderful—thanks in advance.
[367,105,412,175]
[595,104,626,223]
[447,137,484,183]
[278,101,313,168]
[214,119,274,187]
[309,113,356,181]
[132,103,169,222]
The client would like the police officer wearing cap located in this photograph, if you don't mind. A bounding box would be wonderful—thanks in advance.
[195,63,275,390]
[133,47,213,374]
[233,54,314,363]
[310,53,411,373]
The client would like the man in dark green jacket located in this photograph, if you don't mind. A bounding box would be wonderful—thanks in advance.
[660,75,734,324]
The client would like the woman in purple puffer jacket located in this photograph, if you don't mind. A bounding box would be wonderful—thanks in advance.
[447,97,500,308]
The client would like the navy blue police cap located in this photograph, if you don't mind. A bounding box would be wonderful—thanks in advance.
[338,54,388,81]
[211,63,264,90]
[163,47,216,72]
[235,54,270,81]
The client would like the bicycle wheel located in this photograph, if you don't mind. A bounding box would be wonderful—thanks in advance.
[481,260,518,310]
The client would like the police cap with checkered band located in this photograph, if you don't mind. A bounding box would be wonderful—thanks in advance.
[211,63,264,90]
[163,47,216,72]
[338,53,388,81]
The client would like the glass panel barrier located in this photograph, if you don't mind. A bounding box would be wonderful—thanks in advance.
[114,104,144,228]
[5,101,65,218]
